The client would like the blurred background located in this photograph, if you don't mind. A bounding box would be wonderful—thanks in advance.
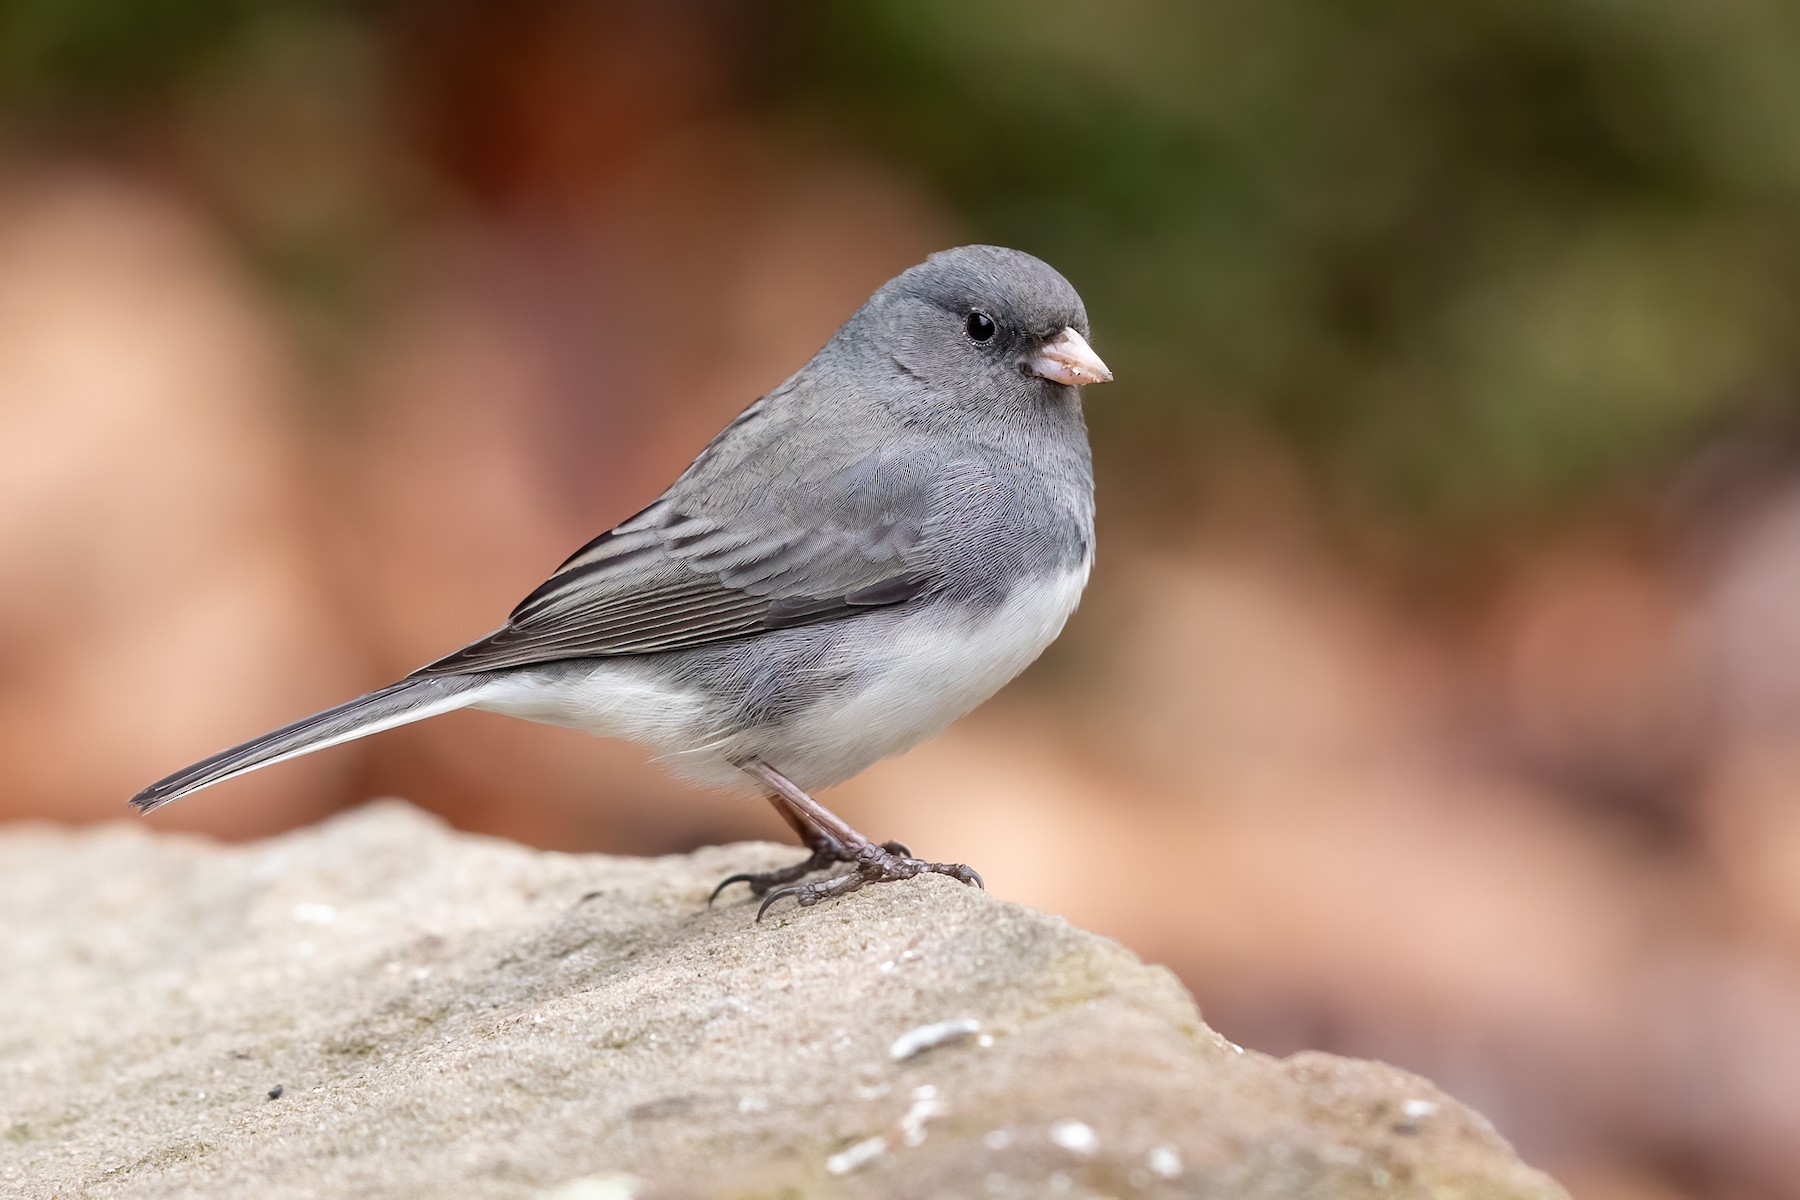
[3,0,1800,1194]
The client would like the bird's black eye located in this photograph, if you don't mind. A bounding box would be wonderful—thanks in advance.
[965,311,996,343]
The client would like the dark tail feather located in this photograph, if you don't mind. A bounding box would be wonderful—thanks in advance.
[129,676,483,814]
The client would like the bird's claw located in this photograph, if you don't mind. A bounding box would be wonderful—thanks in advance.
[753,848,982,921]
[708,839,915,906]
[707,848,836,905]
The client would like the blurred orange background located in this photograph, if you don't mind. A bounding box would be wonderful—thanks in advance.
[5,3,1800,1197]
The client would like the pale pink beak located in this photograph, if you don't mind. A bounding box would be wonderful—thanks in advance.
[1029,327,1113,386]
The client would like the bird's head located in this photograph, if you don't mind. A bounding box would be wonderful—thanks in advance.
[855,245,1111,424]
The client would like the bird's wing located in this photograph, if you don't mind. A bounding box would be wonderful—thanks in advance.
[409,442,939,676]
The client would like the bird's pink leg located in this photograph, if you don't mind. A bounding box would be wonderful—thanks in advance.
[705,759,982,919]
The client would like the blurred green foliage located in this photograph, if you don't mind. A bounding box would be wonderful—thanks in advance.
[789,0,1800,545]
[5,0,1799,553]
[0,0,356,113]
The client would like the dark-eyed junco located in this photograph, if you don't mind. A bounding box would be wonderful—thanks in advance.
[132,245,1111,916]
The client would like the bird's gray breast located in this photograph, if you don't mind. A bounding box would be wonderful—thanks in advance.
[920,429,1094,611]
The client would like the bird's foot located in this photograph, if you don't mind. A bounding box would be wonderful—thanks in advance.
[708,838,911,905]
[755,844,982,921]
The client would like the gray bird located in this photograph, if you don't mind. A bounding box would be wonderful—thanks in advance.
[131,244,1111,916]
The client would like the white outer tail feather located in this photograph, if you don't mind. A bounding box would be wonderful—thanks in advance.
[129,676,484,813]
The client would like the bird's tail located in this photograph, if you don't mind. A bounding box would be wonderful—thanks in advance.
[129,675,485,814]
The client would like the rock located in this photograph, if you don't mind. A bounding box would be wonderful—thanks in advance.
[0,802,1566,1199]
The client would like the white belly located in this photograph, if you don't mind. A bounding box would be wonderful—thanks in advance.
[724,560,1092,789]
[470,559,1092,794]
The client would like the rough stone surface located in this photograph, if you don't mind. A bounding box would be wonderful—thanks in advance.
[0,802,1567,1199]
